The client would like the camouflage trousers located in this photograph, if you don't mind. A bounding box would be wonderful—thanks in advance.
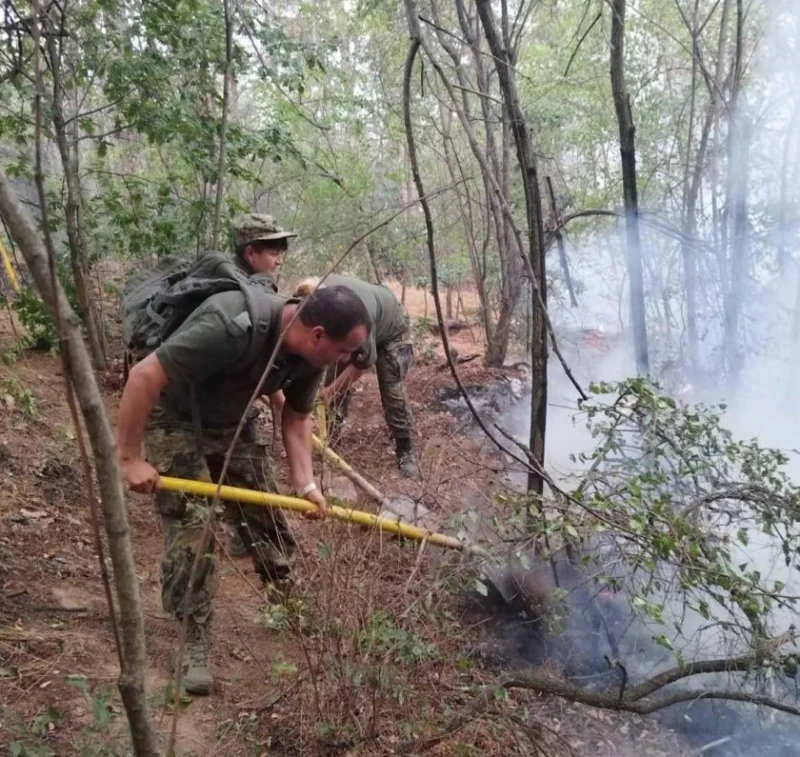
[326,338,414,442]
[145,421,296,624]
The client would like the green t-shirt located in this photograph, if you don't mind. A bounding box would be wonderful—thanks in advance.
[325,274,408,369]
[154,290,321,428]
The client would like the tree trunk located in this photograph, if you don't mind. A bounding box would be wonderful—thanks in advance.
[210,0,233,251]
[683,0,733,378]
[438,99,492,348]
[432,0,522,365]
[723,114,752,385]
[365,240,383,284]
[777,99,800,275]
[545,176,578,308]
[722,0,748,387]
[446,286,453,319]
[45,22,107,370]
[475,0,548,496]
[486,296,516,366]
[680,0,701,378]
[0,165,159,756]
[610,0,649,376]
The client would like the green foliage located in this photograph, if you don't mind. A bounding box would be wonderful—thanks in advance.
[271,660,298,684]
[2,375,38,417]
[65,675,127,756]
[358,610,438,664]
[5,707,60,757]
[13,288,58,352]
[262,595,309,631]
[563,379,800,650]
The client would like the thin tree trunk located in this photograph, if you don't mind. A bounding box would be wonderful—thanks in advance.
[365,240,383,284]
[723,114,752,384]
[0,165,159,754]
[45,14,106,369]
[488,293,517,366]
[777,100,800,275]
[712,0,738,325]
[610,0,649,375]
[722,0,748,386]
[680,0,702,377]
[446,286,453,319]
[475,0,548,496]
[455,284,464,321]
[438,101,492,347]
[433,0,522,365]
[545,176,578,307]
[210,0,233,251]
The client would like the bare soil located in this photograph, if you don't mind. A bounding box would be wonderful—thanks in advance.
[0,286,686,756]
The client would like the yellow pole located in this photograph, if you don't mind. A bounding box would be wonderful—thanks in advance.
[159,476,487,556]
[311,433,391,507]
[315,399,328,443]
[0,236,20,293]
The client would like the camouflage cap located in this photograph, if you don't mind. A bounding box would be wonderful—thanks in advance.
[233,213,298,248]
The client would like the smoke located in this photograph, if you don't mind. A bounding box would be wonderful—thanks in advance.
[453,4,800,753]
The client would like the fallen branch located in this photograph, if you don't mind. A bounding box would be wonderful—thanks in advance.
[436,353,480,370]
[402,632,799,753]
[496,669,800,716]
[479,632,799,713]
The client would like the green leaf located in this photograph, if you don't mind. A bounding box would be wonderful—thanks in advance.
[271,661,298,684]
[737,528,749,546]
[317,542,332,560]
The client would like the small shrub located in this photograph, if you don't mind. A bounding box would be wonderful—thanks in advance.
[13,287,58,352]
[2,375,37,417]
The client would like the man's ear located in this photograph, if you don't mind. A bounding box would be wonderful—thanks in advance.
[310,325,326,343]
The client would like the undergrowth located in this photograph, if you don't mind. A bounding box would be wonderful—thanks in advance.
[250,521,553,756]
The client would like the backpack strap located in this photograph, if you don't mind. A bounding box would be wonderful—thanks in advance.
[240,284,285,369]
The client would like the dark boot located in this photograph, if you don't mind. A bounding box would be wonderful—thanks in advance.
[253,541,292,583]
[395,438,419,479]
[183,618,213,696]
[225,524,248,558]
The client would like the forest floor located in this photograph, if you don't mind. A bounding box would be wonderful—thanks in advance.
[0,281,687,756]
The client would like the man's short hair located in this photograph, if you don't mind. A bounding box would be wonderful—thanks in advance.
[299,285,369,341]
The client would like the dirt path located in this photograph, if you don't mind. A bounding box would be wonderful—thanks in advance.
[0,293,686,756]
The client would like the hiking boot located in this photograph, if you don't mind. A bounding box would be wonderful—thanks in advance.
[183,620,213,696]
[253,541,292,583]
[225,525,248,558]
[395,438,420,480]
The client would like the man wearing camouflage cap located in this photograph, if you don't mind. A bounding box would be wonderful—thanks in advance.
[232,213,297,291]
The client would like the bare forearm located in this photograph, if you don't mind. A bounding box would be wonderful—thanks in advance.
[117,354,167,460]
[281,407,315,490]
